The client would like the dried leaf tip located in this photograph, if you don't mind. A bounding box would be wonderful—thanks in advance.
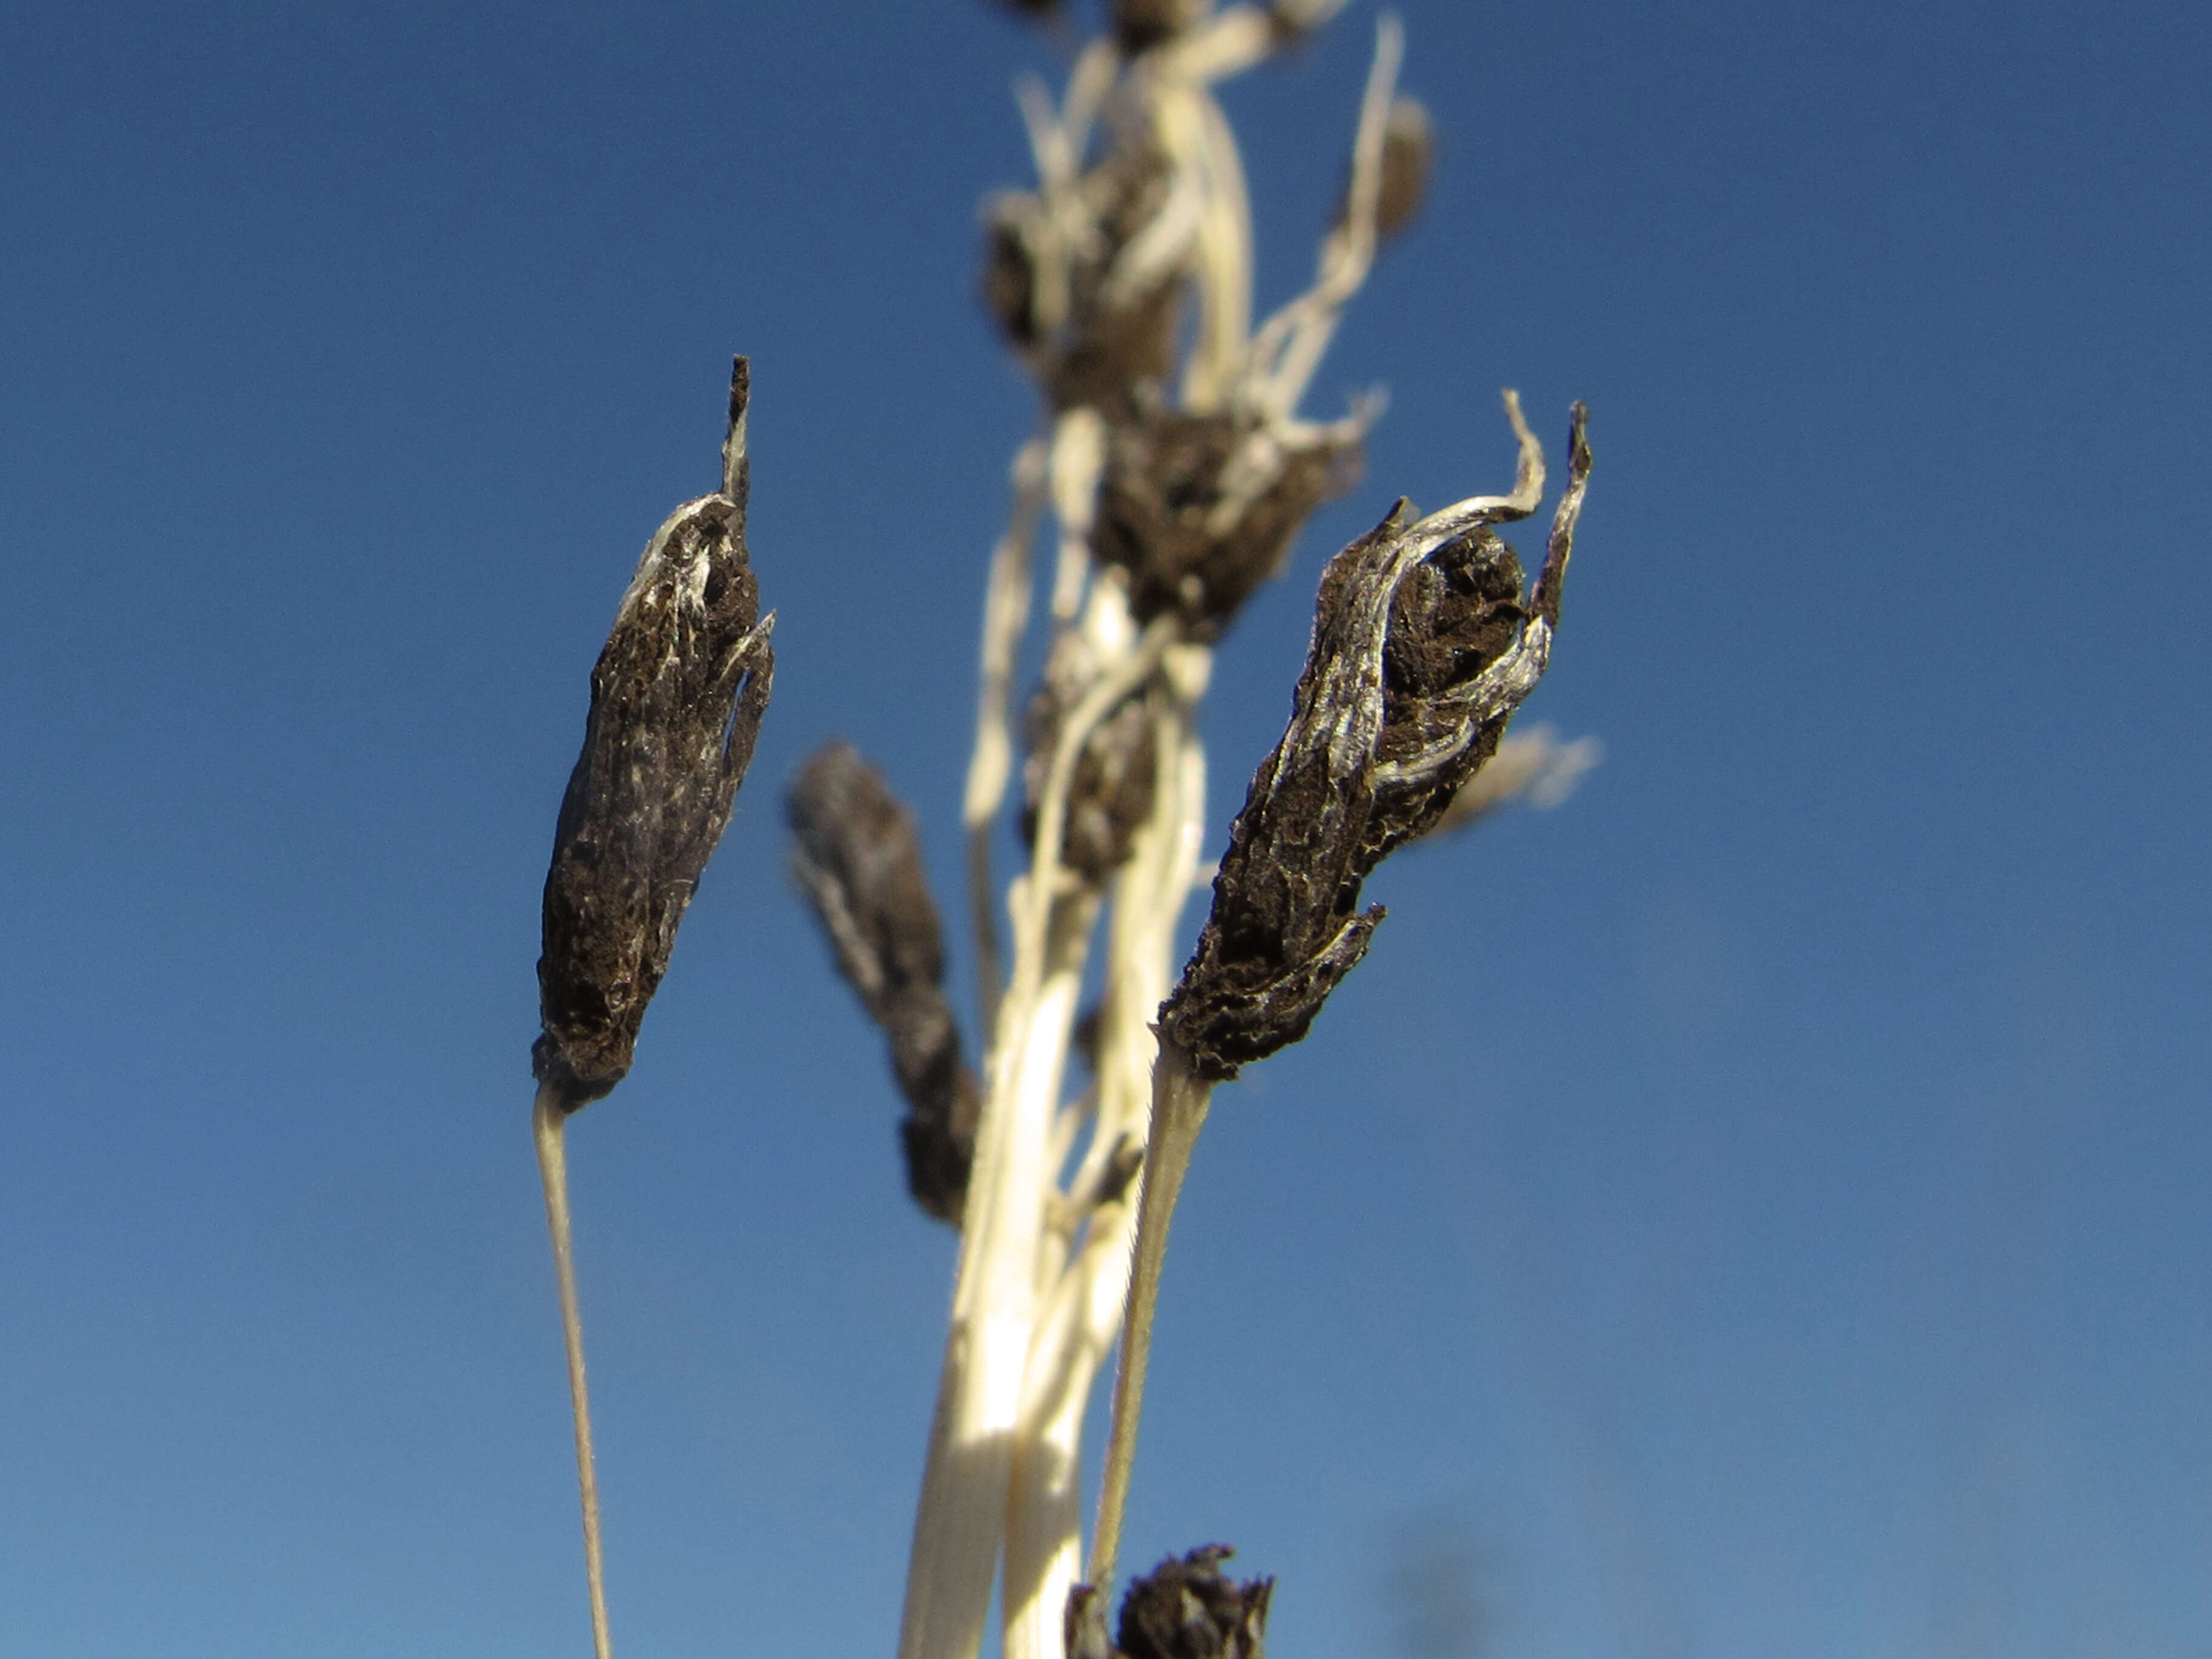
[533,358,776,1113]
[788,742,979,1224]
[1068,1547,1274,1659]
[1159,397,1591,1080]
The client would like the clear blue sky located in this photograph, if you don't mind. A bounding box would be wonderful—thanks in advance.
[4,2,2208,1655]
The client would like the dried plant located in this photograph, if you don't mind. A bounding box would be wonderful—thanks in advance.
[526,10,1597,1659]
[773,9,1593,1659]
[1093,397,1592,1589]
[532,357,773,1659]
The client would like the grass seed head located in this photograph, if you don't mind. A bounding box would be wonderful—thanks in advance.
[1159,402,1590,1079]
[787,740,980,1224]
[1094,407,1363,639]
[1373,96,1433,241]
[1069,1546,1273,1659]
[1023,631,1161,883]
[534,358,774,1113]
[984,148,1187,412]
[1112,0,1212,54]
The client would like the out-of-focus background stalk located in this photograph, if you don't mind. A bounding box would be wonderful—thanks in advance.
[1,1,2207,1655]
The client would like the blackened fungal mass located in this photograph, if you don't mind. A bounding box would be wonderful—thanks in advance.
[1160,404,1590,1081]
[534,406,774,1114]
[1066,1547,1273,1659]
[788,742,980,1224]
[1094,407,1361,640]
[1023,631,1161,885]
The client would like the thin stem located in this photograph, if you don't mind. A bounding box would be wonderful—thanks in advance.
[1243,14,1403,420]
[898,891,1100,1659]
[1002,690,1200,1659]
[1087,1037,1215,1594]
[533,1085,612,1659]
[965,436,1051,1049]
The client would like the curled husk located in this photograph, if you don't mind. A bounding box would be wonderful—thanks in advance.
[1160,403,1590,1080]
[534,360,774,1111]
[788,741,980,1224]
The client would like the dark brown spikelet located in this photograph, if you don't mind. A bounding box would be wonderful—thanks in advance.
[1373,96,1433,241]
[1159,401,1590,1081]
[1332,96,1433,244]
[534,358,775,1112]
[1113,0,1208,53]
[787,742,981,1225]
[1065,1547,1275,1659]
[1094,407,1363,639]
[1022,632,1160,884]
[984,148,1185,412]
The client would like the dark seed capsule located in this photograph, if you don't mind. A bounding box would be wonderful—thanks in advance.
[1160,403,1590,1081]
[787,742,980,1225]
[983,193,1048,350]
[1112,0,1208,53]
[534,359,774,1113]
[1051,149,1185,412]
[1022,631,1160,885]
[1375,96,1433,241]
[1078,1546,1272,1659]
[1093,407,1363,640]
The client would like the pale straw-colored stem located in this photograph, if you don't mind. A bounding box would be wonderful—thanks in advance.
[1088,1037,1215,1594]
[1244,15,1403,420]
[899,888,1099,1659]
[1165,81,1255,414]
[1161,0,1357,85]
[904,599,1164,1659]
[1048,409,1107,623]
[1003,680,1205,1659]
[533,1085,612,1659]
[964,435,1051,1048]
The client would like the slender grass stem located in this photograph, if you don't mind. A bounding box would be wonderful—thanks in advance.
[1088,1037,1213,1594]
[533,1084,612,1659]
[1002,691,1199,1659]
[964,436,1050,1051]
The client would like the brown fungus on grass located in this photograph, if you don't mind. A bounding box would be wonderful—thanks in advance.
[1160,397,1590,1079]
[534,357,775,1112]
[1067,1547,1275,1659]
[1093,405,1364,639]
[788,741,982,1224]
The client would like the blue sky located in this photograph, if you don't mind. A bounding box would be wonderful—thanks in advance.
[3,1,2209,1654]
